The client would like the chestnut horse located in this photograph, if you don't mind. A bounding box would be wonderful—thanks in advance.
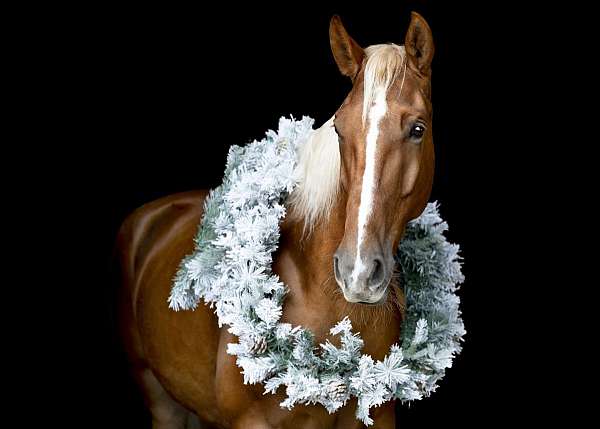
[117,12,435,429]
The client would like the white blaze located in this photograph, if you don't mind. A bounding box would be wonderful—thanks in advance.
[350,87,387,286]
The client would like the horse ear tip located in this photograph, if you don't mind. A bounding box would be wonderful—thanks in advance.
[410,11,431,28]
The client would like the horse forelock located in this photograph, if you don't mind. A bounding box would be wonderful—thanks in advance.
[362,44,407,125]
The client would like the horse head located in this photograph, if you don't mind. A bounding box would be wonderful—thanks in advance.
[329,13,436,305]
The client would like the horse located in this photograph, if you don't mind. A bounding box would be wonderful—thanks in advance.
[116,12,436,429]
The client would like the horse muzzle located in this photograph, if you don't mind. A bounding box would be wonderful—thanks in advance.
[333,246,393,305]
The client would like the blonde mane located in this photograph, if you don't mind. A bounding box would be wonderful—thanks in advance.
[290,44,407,233]
[289,116,341,234]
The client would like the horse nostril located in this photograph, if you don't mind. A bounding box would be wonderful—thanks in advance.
[367,258,385,288]
[333,255,342,284]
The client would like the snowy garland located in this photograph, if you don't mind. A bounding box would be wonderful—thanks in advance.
[169,116,465,426]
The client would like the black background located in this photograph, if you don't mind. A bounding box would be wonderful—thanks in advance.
[52,1,561,427]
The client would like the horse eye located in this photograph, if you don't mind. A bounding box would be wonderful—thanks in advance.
[409,124,425,140]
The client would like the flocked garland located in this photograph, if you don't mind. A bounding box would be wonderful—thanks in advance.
[169,116,465,426]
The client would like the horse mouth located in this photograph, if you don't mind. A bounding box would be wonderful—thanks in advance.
[352,286,390,306]
[356,297,386,306]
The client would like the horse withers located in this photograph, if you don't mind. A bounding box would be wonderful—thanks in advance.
[117,12,435,429]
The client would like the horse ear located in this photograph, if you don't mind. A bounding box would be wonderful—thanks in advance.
[404,12,434,75]
[329,15,364,81]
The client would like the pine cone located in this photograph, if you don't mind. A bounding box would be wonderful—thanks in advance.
[327,379,347,402]
[248,335,267,355]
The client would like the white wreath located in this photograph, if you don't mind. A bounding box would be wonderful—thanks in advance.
[169,116,465,426]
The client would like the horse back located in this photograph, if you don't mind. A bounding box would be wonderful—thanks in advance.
[115,190,208,314]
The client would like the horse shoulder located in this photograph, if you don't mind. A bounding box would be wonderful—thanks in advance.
[117,190,225,423]
[116,190,207,357]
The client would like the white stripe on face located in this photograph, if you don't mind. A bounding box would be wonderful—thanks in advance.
[350,87,387,287]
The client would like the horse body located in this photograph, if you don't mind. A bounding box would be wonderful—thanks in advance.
[117,12,435,429]
[118,189,400,428]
